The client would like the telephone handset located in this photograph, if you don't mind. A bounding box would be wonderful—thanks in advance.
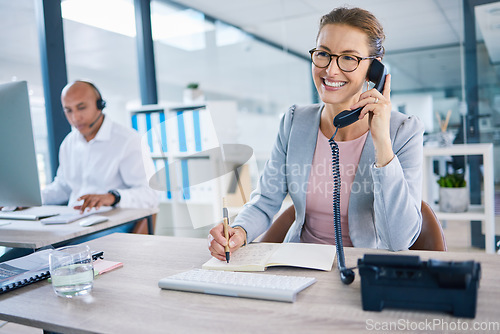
[333,59,388,129]
[329,58,387,285]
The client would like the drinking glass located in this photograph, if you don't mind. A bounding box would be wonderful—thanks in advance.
[49,244,94,298]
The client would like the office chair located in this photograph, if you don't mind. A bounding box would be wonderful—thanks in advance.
[132,214,157,235]
[410,201,447,251]
[260,201,447,251]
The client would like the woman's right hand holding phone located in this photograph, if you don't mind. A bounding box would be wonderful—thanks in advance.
[208,223,247,261]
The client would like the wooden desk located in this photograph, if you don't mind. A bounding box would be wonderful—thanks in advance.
[0,234,499,333]
[0,208,157,249]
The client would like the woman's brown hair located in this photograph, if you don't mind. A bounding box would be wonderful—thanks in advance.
[317,7,385,58]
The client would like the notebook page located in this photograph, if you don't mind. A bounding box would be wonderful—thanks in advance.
[266,243,336,271]
[0,249,51,287]
[202,243,280,271]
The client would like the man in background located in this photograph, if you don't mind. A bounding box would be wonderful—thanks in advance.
[42,80,158,233]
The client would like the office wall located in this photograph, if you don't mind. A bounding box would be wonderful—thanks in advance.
[1,0,499,185]
[391,94,434,133]
[0,0,50,185]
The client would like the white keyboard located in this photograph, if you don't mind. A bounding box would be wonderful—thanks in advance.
[158,269,316,302]
[0,206,63,220]
[40,207,113,225]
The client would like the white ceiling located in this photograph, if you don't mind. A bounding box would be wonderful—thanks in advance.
[0,0,499,116]
[170,0,500,90]
[171,0,464,55]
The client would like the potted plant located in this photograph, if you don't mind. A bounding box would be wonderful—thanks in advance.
[437,173,469,212]
[183,82,204,104]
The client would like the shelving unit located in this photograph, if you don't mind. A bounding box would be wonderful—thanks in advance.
[422,143,495,253]
[130,101,250,238]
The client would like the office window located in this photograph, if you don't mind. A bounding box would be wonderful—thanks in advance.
[62,0,140,129]
[151,1,311,162]
[475,3,500,140]
[151,2,311,109]
[475,1,500,182]
[386,0,500,181]
[0,0,49,187]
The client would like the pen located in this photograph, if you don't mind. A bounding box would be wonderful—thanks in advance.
[222,198,230,263]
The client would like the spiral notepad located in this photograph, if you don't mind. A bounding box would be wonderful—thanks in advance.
[0,250,104,295]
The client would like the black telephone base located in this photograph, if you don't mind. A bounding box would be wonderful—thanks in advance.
[357,254,481,318]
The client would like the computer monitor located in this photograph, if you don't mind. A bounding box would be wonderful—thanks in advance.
[0,81,42,207]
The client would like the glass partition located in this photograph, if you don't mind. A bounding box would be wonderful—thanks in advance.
[62,0,140,130]
[0,0,49,186]
[475,1,500,183]
[151,1,312,164]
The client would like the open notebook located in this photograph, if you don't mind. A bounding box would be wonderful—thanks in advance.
[0,250,105,295]
[202,242,336,272]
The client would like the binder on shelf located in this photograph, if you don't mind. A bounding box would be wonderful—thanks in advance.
[176,111,187,153]
[131,113,138,132]
[145,113,153,153]
[147,112,167,154]
[192,109,202,152]
[199,107,219,151]
[153,159,172,201]
[165,113,179,155]
[177,159,216,203]
[159,112,168,152]
[132,112,154,153]
[180,159,190,200]
[183,110,196,152]
[168,104,215,153]
[130,106,167,154]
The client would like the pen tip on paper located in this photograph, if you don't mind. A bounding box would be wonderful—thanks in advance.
[225,252,230,263]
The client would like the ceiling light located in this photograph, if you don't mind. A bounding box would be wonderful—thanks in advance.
[151,5,214,51]
[61,0,136,37]
[488,7,500,16]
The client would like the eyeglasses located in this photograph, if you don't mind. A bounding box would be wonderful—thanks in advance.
[309,48,374,72]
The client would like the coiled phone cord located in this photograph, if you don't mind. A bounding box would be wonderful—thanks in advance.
[329,128,355,285]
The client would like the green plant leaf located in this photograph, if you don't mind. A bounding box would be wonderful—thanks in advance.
[436,173,466,188]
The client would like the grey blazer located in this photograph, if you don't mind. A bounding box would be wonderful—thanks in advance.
[233,104,425,251]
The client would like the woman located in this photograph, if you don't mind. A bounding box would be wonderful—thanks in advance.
[209,7,424,261]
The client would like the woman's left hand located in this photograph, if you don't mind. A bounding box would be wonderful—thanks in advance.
[350,73,394,166]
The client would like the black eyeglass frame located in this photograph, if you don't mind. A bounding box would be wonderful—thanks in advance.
[308,48,375,72]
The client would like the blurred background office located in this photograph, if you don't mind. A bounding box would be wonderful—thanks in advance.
[0,0,499,243]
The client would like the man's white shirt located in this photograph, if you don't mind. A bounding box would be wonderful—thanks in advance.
[42,116,158,209]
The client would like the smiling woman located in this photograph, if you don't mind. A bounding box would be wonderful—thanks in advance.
[1,1,497,260]
[208,6,425,262]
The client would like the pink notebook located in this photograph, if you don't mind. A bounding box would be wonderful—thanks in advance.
[93,259,123,275]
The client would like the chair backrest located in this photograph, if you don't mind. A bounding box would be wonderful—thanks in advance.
[410,201,447,251]
[259,205,295,243]
[260,201,447,251]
